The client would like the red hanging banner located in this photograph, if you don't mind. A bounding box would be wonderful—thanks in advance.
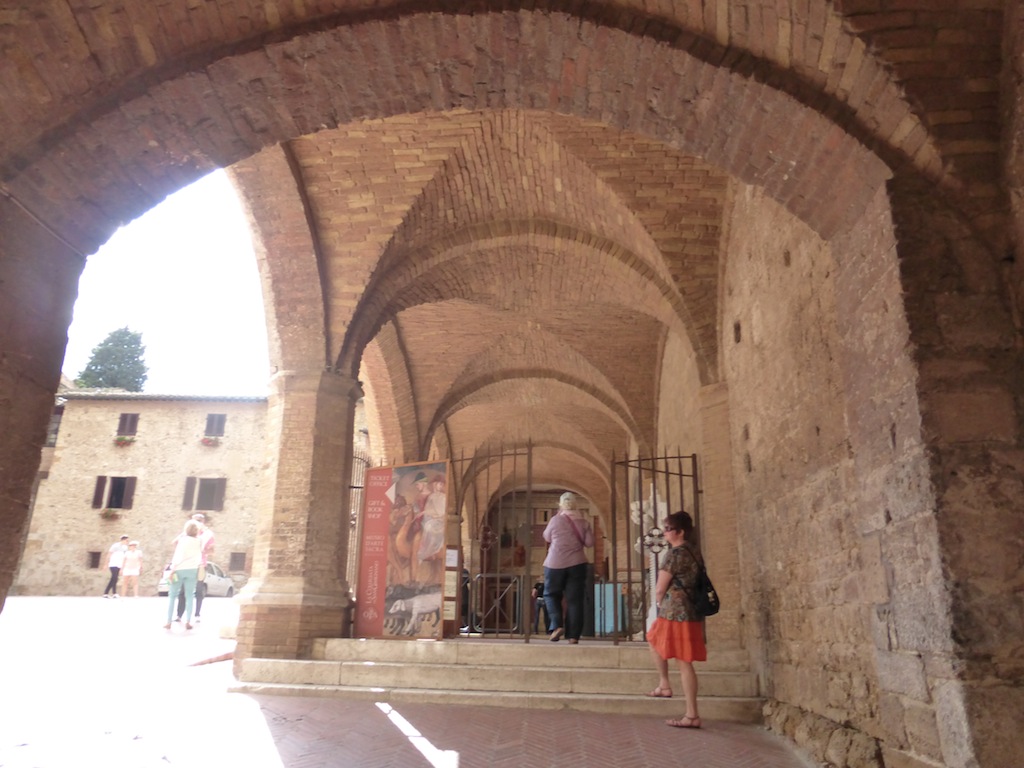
[354,466,394,637]
[354,461,450,639]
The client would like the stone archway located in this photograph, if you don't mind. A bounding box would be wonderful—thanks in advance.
[1,6,1021,767]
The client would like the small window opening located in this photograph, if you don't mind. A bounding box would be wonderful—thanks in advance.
[117,413,139,436]
[205,413,227,437]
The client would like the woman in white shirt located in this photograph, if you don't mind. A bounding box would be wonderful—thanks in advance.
[164,520,202,629]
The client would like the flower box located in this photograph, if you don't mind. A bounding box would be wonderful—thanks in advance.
[100,509,122,520]
[114,436,136,447]
[200,436,221,447]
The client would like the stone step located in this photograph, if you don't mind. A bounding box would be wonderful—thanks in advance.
[240,657,758,698]
[235,637,763,723]
[229,680,764,722]
[313,637,752,672]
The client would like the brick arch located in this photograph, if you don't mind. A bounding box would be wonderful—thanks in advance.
[359,334,418,464]
[462,443,610,529]
[13,7,903,261]
[434,378,634,456]
[2,2,933,183]
[229,147,329,372]
[359,321,426,463]
[502,457,611,528]
[356,289,666,466]
[444,332,634,417]
[339,227,703,379]
[426,373,640,456]
[460,437,608,490]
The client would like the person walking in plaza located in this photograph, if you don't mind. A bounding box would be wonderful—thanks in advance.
[542,492,594,644]
[646,510,706,729]
[175,513,215,622]
[120,541,143,597]
[164,520,202,630]
[102,535,129,598]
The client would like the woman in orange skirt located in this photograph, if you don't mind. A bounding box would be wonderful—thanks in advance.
[646,510,706,728]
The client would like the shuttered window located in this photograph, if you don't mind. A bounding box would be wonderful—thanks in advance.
[183,477,226,511]
[205,413,226,437]
[92,475,136,509]
[117,413,139,436]
[182,477,196,511]
[92,476,107,508]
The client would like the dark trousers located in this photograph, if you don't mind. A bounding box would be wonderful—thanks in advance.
[544,562,588,640]
[104,567,121,595]
[533,598,550,634]
[177,579,207,618]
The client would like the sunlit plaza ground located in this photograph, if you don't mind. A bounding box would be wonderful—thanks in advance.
[0,596,268,767]
[0,596,814,768]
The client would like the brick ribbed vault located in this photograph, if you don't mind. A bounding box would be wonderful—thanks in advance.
[1,0,1003,536]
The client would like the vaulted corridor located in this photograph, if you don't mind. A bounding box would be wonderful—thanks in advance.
[2,3,1023,766]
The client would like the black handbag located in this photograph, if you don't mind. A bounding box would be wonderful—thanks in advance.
[692,562,720,617]
[679,548,720,618]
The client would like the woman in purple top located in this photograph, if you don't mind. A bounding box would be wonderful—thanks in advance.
[542,492,595,643]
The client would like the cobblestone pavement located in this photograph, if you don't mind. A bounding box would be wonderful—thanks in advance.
[0,597,816,768]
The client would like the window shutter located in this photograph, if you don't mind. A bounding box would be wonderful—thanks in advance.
[118,413,139,436]
[123,476,137,509]
[182,476,196,511]
[92,476,107,508]
[213,478,226,511]
[205,413,226,437]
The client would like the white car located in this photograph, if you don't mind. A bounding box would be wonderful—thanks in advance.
[157,562,235,597]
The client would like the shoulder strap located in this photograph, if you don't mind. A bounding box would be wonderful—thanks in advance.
[564,515,587,546]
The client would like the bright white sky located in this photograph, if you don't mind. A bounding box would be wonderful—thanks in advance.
[62,169,271,396]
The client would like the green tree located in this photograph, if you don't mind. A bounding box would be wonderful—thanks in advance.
[75,326,148,391]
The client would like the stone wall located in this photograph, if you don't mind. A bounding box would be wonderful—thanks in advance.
[16,394,266,596]
[657,331,704,456]
[657,328,746,650]
[0,196,84,608]
[721,184,891,766]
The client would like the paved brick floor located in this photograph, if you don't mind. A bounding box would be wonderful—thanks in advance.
[0,597,816,768]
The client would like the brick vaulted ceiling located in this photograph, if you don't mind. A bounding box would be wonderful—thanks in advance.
[240,111,715,497]
[0,1,1011,506]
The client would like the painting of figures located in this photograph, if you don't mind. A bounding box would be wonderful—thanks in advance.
[354,461,449,639]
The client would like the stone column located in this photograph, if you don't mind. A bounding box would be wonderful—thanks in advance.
[234,368,362,664]
[829,178,1021,768]
[885,174,1023,768]
[698,382,743,651]
[0,194,83,610]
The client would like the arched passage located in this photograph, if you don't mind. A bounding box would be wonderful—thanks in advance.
[1,5,1020,767]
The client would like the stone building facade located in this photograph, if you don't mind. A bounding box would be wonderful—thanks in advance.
[1,4,1023,768]
[16,392,266,597]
